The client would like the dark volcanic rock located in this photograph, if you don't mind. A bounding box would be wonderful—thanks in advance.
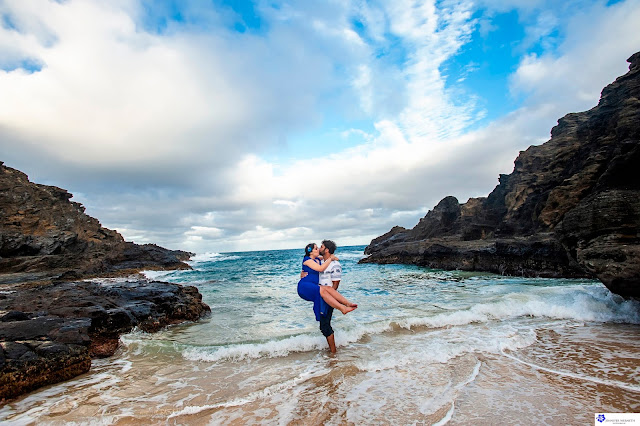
[409,196,462,240]
[363,52,640,298]
[0,159,213,401]
[364,226,408,256]
[557,190,640,298]
[0,339,90,403]
[0,162,193,278]
[0,279,211,400]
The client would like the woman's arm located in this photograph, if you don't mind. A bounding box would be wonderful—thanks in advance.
[303,257,332,272]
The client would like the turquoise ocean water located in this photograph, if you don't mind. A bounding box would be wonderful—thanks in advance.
[2,245,639,424]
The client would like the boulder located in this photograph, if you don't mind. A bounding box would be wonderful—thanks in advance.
[0,279,210,400]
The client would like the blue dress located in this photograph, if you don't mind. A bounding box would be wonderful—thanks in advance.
[297,256,328,321]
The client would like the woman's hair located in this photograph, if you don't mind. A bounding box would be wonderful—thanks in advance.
[304,243,315,257]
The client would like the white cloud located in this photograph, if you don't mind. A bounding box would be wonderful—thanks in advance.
[353,64,374,113]
[386,0,479,142]
[189,0,640,252]
[510,0,640,110]
[186,226,223,239]
[2,0,639,254]
[0,0,341,178]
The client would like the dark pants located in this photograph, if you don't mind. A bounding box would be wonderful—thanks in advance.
[319,307,334,337]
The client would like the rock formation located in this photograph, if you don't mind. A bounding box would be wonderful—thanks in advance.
[362,52,640,299]
[0,161,192,277]
[0,162,211,400]
[0,279,210,400]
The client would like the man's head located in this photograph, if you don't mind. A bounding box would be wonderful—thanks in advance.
[320,240,337,257]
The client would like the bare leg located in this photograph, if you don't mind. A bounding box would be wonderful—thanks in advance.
[320,287,356,314]
[322,286,357,307]
[326,333,336,353]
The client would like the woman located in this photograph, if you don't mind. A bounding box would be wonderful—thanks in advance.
[297,243,357,321]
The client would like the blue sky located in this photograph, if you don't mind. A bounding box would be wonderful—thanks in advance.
[1,0,639,253]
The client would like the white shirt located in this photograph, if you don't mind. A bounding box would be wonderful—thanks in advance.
[319,259,342,286]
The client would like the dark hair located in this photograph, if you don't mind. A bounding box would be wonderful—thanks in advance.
[321,240,337,254]
[304,243,315,257]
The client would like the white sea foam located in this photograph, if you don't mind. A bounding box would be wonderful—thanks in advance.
[335,250,367,261]
[140,253,242,279]
[397,285,640,330]
[354,325,536,373]
[501,350,640,393]
[432,362,481,426]
[114,359,133,373]
[0,371,122,424]
[139,269,174,281]
[188,252,222,263]
[167,362,331,419]
[85,275,144,284]
[187,252,241,265]
[183,334,332,363]
[182,320,394,363]
[181,283,638,365]
[433,403,455,426]
[6,247,640,425]
[343,354,483,424]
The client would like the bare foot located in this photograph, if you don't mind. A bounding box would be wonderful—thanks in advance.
[340,305,357,314]
[348,302,358,308]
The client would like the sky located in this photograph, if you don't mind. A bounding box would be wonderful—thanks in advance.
[1,0,639,254]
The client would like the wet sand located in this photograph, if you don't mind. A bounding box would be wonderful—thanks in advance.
[4,322,635,425]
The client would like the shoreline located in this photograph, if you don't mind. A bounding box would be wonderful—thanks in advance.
[0,271,210,402]
[2,249,639,423]
[6,319,637,424]
[0,160,212,402]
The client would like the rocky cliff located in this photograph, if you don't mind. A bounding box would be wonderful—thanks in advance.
[362,52,640,299]
[0,163,211,401]
[0,161,191,277]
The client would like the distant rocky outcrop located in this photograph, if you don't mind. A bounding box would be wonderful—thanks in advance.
[362,52,640,299]
[0,162,211,401]
[0,161,192,277]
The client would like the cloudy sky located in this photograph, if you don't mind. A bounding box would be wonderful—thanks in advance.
[1,0,639,253]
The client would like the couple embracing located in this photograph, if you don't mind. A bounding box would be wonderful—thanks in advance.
[297,240,357,353]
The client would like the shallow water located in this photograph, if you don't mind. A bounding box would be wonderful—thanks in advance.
[1,246,639,425]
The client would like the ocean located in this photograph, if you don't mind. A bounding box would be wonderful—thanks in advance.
[1,245,639,425]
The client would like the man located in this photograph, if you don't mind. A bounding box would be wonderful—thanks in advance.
[317,240,342,353]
